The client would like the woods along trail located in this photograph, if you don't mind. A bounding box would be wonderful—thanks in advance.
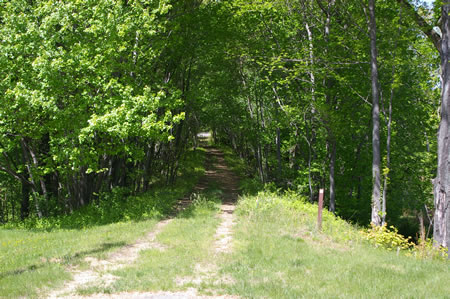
[46,147,239,299]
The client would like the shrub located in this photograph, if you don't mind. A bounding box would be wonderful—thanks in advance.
[362,223,414,251]
[413,238,449,260]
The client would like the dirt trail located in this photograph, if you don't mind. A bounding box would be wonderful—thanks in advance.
[47,219,173,298]
[46,147,239,298]
[175,148,239,295]
[206,148,239,254]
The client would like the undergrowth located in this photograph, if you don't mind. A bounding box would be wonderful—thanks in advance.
[237,191,361,245]
[237,191,448,260]
[2,149,206,230]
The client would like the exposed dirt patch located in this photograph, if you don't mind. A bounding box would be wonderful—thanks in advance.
[61,289,237,299]
[214,204,236,254]
[47,219,172,298]
[207,148,239,256]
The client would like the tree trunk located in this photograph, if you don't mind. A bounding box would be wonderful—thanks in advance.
[434,2,450,250]
[0,194,4,224]
[276,126,282,180]
[369,0,382,226]
[20,181,30,220]
[329,139,336,213]
[396,0,450,252]
[382,70,394,225]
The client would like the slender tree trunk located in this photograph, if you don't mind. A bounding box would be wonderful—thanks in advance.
[329,140,336,213]
[20,139,42,219]
[382,74,393,225]
[322,0,336,213]
[434,2,450,250]
[0,194,4,224]
[11,195,15,221]
[306,137,313,203]
[20,181,30,220]
[419,210,426,246]
[369,0,382,226]
[276,126,282,179]
[305,21,315,102]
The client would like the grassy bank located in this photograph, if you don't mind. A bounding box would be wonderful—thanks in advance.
[0,149,206,298]
[201,192,450,298]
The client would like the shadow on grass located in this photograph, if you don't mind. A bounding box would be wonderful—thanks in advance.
[0,241,126,280]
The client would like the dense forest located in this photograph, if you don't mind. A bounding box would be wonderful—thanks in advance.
[0,0,448,250]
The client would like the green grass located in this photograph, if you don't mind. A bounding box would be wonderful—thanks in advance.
[200,192,450,298]
[0,148,206,298]
[76,189,222,295]
[0,219,160,298]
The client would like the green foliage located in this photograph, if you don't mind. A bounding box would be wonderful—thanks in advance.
[414,238,449,260]
[2,148,206,230]
[0,146,206,298]
[0,0,444,252]
[0,0,204,221]
[362,223,414,251]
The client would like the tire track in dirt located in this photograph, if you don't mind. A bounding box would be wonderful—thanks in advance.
[47,219,173,298]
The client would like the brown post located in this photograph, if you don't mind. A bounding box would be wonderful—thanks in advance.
[317,189,324,231]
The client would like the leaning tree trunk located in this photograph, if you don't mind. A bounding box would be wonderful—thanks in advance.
[434,2,450,250]
[369,0,382,226]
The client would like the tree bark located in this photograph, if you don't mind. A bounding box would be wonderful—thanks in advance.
[381,83,393,225]
[369,0,382,226]
[329,139,336,213]
[20,181,30,220]
[396,0,450,253]
[434,2,450,250]
[276,126,282,180]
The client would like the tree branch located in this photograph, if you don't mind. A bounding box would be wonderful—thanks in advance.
[396,0,441,52]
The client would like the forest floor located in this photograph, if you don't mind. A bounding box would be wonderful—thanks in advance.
[46,147,240,298]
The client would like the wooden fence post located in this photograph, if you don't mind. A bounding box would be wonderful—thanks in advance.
[317,189,324,231]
